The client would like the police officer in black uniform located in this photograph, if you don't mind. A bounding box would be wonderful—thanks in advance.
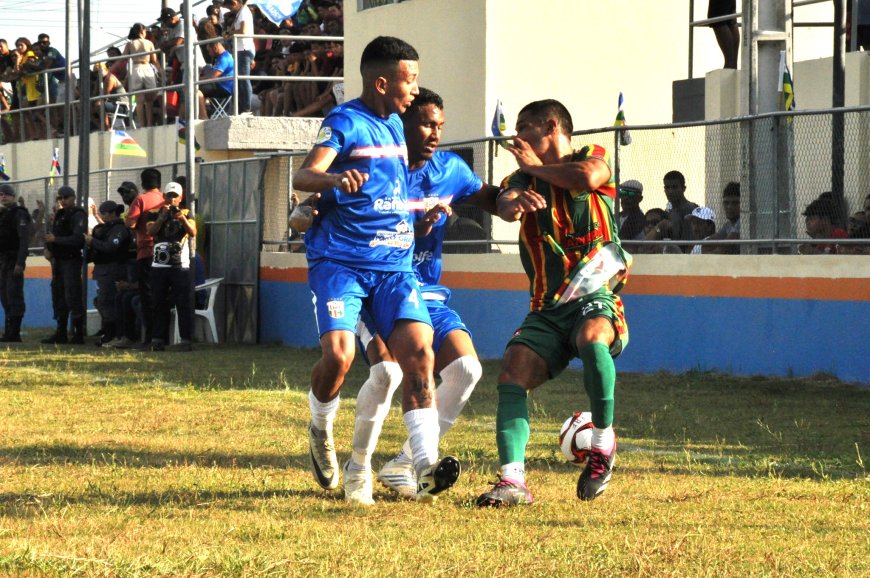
[43,186,87,344]
[85,200,130,346]
[0,184,33,342]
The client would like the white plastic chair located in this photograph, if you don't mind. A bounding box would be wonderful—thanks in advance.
[110,97,137,130]
[173,277,223,343]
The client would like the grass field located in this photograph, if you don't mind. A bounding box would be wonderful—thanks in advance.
[1,339,868,577]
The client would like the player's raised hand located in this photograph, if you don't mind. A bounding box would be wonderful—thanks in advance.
[422,202,452,225]
[335,170,369,193]
[507,137,543,172]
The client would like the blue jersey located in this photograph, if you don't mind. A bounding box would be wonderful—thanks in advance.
[305,98,413,272]
[409,151,482,291]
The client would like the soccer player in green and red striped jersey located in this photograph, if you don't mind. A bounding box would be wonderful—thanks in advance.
[476,99,631,507]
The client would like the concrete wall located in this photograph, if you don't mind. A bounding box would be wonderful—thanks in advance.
[257,251,870,384]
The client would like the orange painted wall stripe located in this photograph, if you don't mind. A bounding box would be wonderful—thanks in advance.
[258,266,869,302]
[624,275,870,301]
[26,265,94,279]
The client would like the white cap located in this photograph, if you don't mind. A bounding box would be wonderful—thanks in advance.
[688,206,716,222]
[164,181,183,197]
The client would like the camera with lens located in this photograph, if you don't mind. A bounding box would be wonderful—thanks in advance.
[168,205,180,216]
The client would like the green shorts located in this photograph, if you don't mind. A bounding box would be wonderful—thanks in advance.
[507,288,629,378]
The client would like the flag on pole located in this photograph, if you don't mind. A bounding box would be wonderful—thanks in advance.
[491,99,510,149]
[778,50,796,114]
[0,154,10,181]
[111,130,147,158]
[176,118,201,151]
[613,92,632,146]
[49,147,61,185]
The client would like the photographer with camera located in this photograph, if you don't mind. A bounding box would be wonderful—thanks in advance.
[144,181,196,351]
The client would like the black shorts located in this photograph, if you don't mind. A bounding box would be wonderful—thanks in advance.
[707,0,736,22]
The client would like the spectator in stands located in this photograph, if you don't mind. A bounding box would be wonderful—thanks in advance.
[656,169,698,252]
[35,34,66,135]
[847,211,865,238]
[863,193,870,221]
[145,181,197,351]
[288,36,344,118]
[708,0,739,69]
[259,31,298,116]
[92,62,128,131]
[193,40,235,119]
[636,207,680,254]
[316,0,343,29]
[13,37,45,140]
[106,46,128,86]
[707,181,740,254]
[206,4,224,37]
[798,193,848,255]
[159,7,185,85]
[0,39,19,143]
[124,23,160,128]
[223,0,256,115]
[617,179,645,241]
[686,206,717,254]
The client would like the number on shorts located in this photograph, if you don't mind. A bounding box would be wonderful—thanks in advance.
[408,289,420,308]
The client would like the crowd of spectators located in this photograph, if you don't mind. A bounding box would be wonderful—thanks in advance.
[618,172,870,254]
[0,0,345,143]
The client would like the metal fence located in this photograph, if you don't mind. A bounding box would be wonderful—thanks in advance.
[251,106,869,255]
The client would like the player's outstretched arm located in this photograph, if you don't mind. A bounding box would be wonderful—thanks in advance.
[496,188,546,222]
[293,146,369,194]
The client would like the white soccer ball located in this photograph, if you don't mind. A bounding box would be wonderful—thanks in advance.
[559,411,594,466]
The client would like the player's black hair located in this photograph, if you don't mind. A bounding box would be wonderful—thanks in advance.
[663,170,686,186]
[140,167,162,191]
[360,36,418,79]
[401,87,443,120]
[518,99,573,136]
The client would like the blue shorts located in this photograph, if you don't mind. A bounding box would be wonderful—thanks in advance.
[426,297,471,353]
[308,260,431,340]
[356,295,468,358]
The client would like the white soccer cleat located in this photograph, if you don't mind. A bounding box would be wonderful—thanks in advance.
[377,456,417,500]
[342,460,374,506]
[416,455,461,503]
[308,422,339,491]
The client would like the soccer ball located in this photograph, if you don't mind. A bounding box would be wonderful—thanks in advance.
[559,411,593,466]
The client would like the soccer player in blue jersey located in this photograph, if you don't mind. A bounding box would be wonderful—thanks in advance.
[291,37,460,505]
[346,88,505,502]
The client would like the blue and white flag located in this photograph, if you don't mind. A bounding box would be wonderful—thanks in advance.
[251,1,304,25]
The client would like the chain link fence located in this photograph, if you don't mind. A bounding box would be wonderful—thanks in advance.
[255,106,870,256]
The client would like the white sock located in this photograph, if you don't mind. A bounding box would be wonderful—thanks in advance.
[395,356,482,464]
[435,355,482,436]
[500,462,525,484]
[308,389,339,432]
[402,407,439,476]
[350,361,403,471]
[591,426,616,454]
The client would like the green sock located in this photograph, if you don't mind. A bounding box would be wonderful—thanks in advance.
[495,383,529,466]
[579,342,616,428]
